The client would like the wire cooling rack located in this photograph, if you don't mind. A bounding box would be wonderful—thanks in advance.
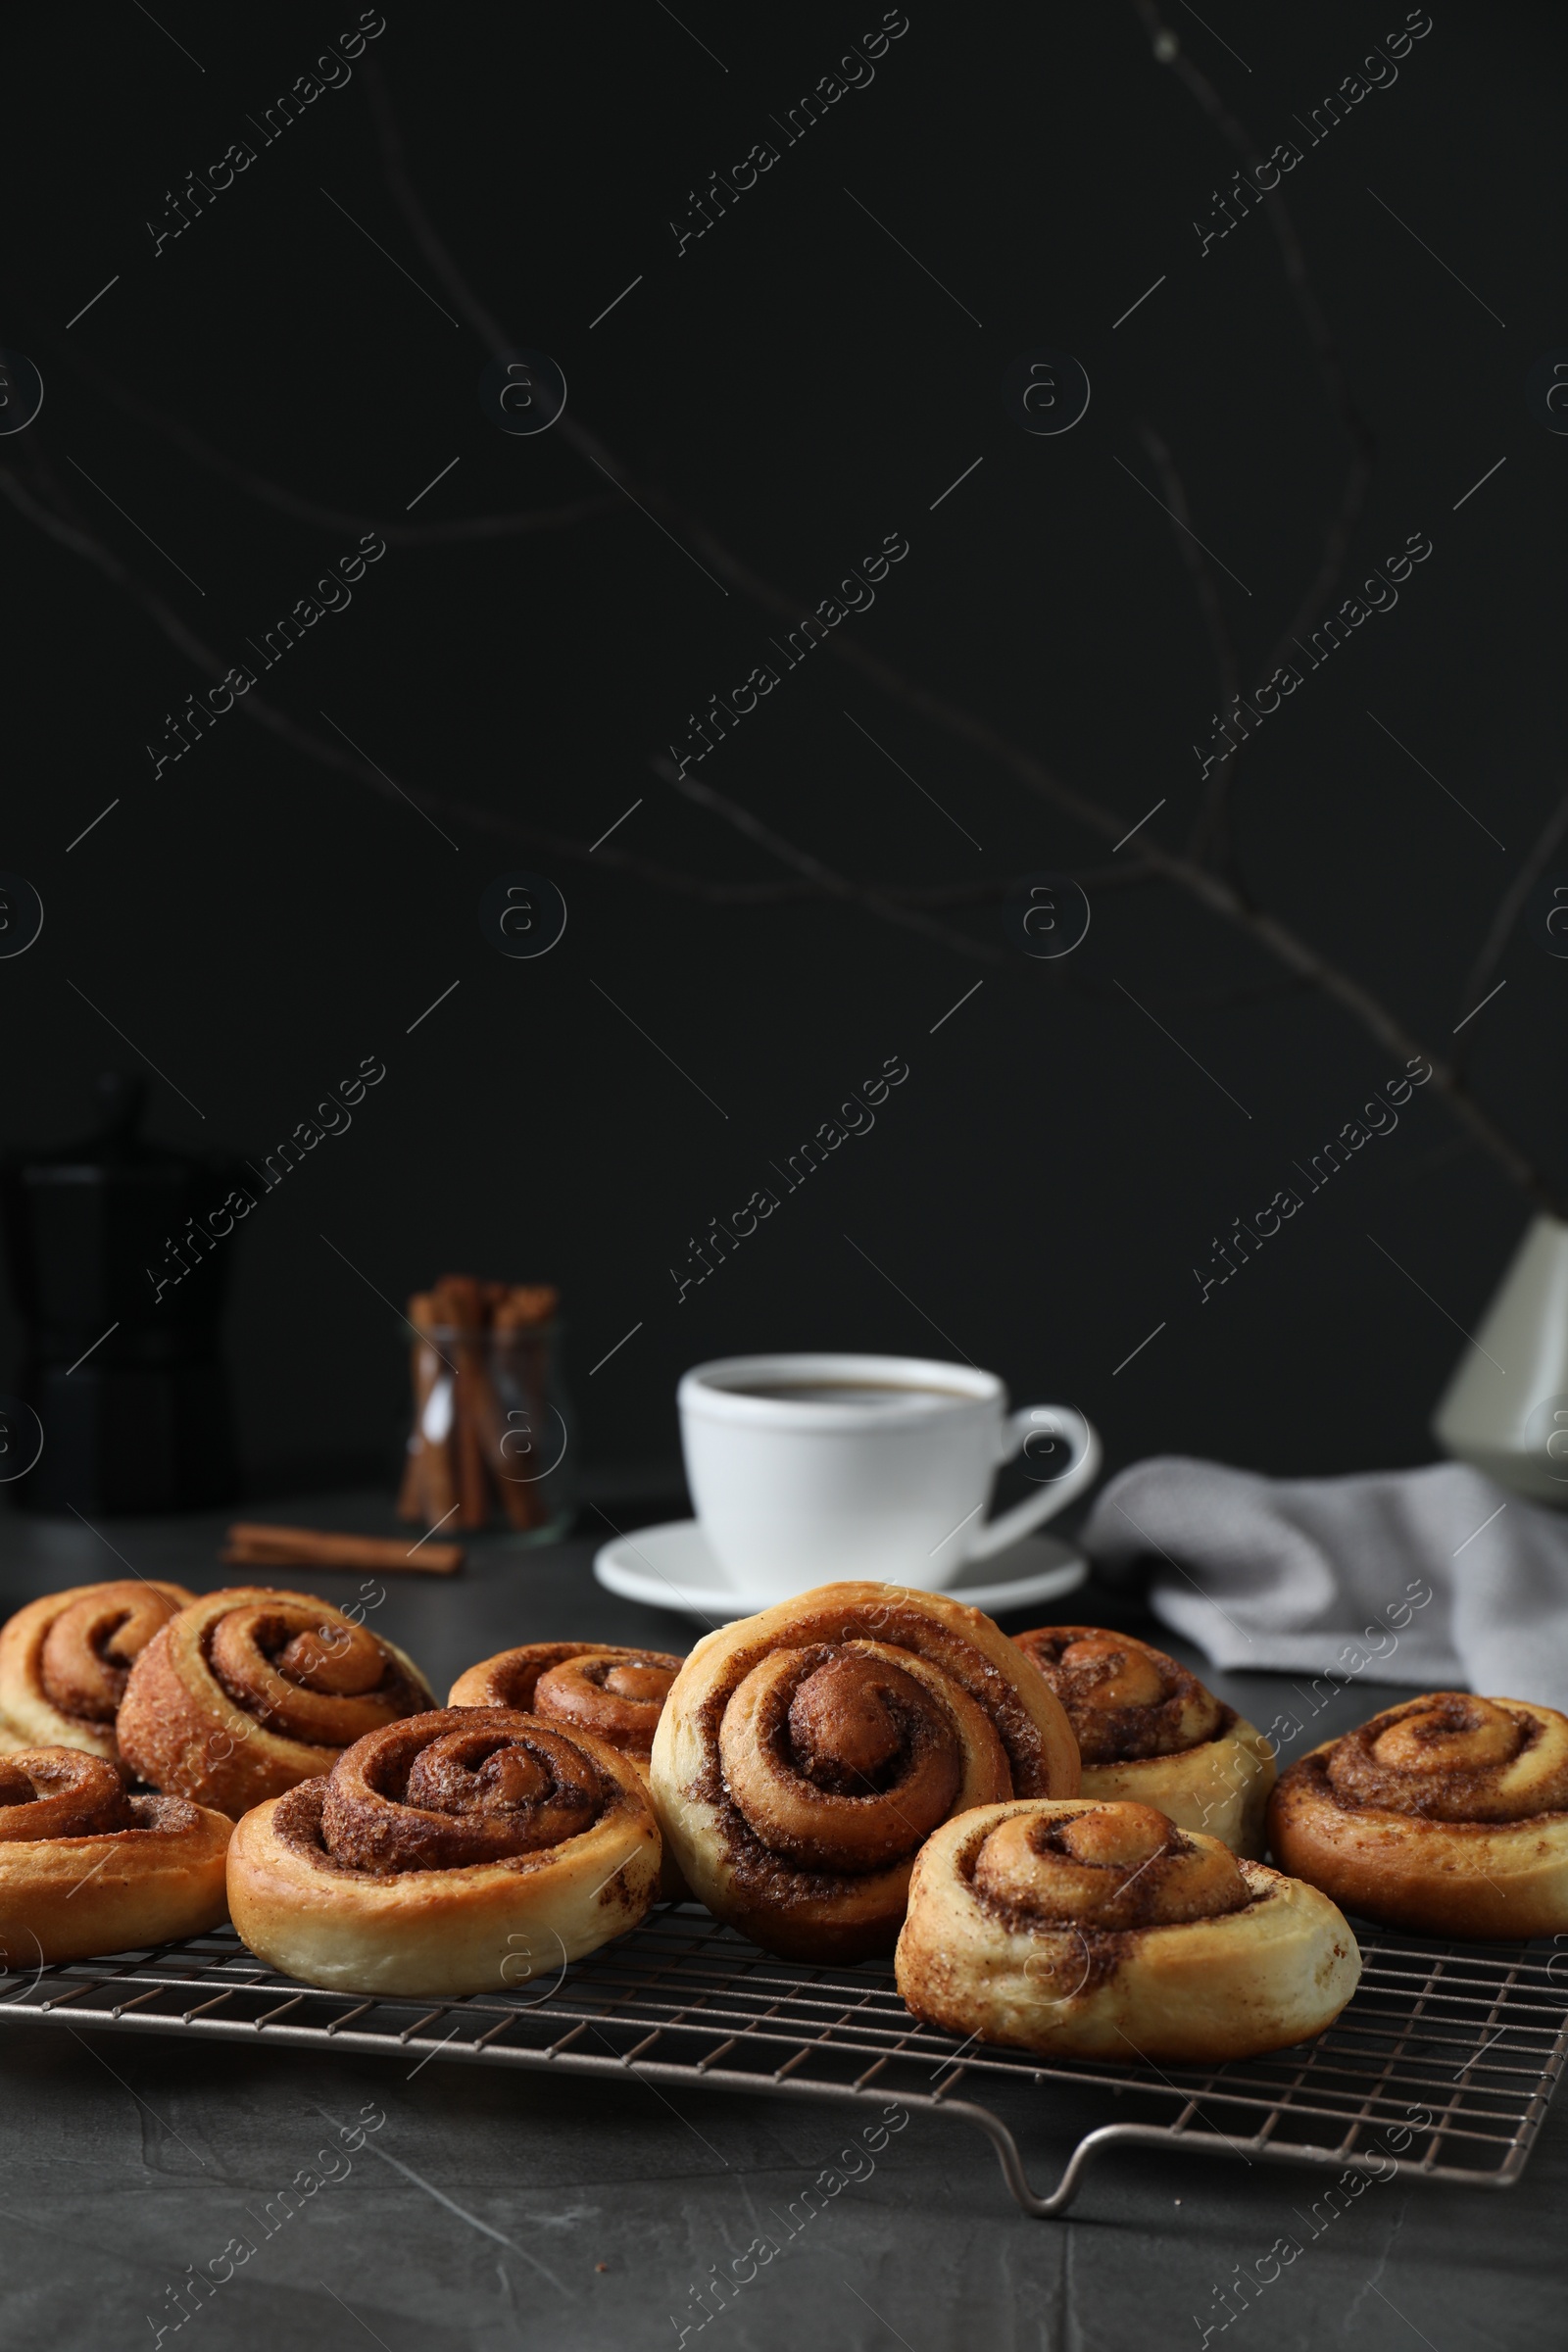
[2,1906,1563,2217]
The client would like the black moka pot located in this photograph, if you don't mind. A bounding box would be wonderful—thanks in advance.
[1,1074,245,1512]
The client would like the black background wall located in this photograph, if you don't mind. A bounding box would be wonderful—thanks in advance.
[2,0,1564,1500]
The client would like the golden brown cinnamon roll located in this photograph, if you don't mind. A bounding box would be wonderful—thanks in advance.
[450,1642,680,1753]
[1268,1692,1568,1938]
[896,1797,1359,2061]
[649,1583,1080,1962]
[1015,1625,1275,1856]
[0,1581,197,1759]
[451,1642,689,1897]
[116,1588,433,1818]
[0,1746,231,1962]
[227,1707,661,1994]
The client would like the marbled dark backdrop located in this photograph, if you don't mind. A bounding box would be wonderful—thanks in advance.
[2,0,1564,1498]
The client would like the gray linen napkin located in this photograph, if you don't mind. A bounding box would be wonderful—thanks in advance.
[1081,1456,1568,1711]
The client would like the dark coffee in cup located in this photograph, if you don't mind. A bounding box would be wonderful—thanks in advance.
[726,1380,972,1406]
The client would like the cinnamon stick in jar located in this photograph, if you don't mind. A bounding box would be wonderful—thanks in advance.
[402,1292,458,1526]
[400,1275,562,1535]
[493,1288,560,1531]
[434,1274,493,1530]
[398,1298,430,1521]
[468,1292,535,1533]
[503,1285,558,1327]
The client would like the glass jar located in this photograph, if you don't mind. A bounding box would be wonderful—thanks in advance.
[399,1318,576,1544]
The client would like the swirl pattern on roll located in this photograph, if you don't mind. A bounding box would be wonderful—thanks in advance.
[0,1580,196,1757]
[45,1588,186,1723]
[295,1710,613,1875]
[717,1643,1003,1874]
[1014,1627,1223,1763]
[0,1748,140,1842]
[205,1597,427,1748]
[1268,1692,1568,1939]
[227,1709,662,1996]
[0,1745,206,1844]
[896,1795,1360,2061]
[650,1583,1080,1961]
[0,1745,232,1962]
[116,1588,433,1818]
[970,1800,1250,1931]
[1013,1624,1276,1857]
[450,1642,683,1761]
[1322,1693,1568,1822]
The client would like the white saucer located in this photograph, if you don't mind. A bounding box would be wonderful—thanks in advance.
[592,1518,1087,1625]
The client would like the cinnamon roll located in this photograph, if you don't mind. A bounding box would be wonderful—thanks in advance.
[0,1746,231,1962]
[1015,1626,1275,1856]
[649,1583,1080,1961]
[1268,1692,1568,1939]
[896,1797,1359,2061]
[227,1707,661,1994]
[116,1588,433,1818]
[450,1642,688,1897]
[0,1581,197,1759]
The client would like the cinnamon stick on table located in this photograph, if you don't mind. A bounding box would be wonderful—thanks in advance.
[223,1524,465,1576]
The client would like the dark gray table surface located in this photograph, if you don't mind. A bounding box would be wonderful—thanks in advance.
[0,1493,1561,2352]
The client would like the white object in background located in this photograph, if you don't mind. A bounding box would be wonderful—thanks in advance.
[593,1518,1088,1626]
[1434,1214,1568,1507]
[676,1352,1101,1604]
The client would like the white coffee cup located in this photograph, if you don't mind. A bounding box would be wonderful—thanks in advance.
[676,1352,1101,1601]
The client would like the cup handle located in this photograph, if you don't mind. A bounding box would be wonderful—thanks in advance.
[963,1404,1102,1562]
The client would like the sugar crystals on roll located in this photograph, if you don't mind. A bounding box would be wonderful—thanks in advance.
[650,1582,1080,1961]
[1015,1624,1276,1855]
[117,1587,433,1818]
[896,1796,1359,2061]
[227,1707,661,1994]
[0,1581,196,1759]
[452,1640,689,1898]
[1268,1691,1568,1938]
[0,1745,231,1962]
